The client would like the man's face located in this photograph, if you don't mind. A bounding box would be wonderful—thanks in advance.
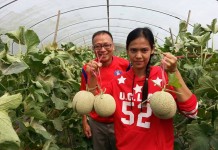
[92,33,114,65]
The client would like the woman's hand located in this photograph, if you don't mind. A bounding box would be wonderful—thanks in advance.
[161,52,178,73]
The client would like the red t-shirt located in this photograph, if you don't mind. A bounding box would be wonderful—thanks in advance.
[105,66,198,150]
[80,56,130,123]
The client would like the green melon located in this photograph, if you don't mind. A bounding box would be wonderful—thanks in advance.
[70,91,95,115]
[94,94,116,117]
[150,91,177,119]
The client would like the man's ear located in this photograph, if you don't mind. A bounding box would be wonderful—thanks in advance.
[112,44,115,51]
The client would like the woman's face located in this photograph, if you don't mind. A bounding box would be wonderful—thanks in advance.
[127,37,154,70]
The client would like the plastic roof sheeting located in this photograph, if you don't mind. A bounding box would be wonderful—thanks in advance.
[0,0,218,51]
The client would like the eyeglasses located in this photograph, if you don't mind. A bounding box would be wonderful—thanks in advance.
[93,44,112,50]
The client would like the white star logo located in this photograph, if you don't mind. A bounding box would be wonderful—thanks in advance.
[133,84,143,93]
[118,76,126,84]
[152,77,162,86]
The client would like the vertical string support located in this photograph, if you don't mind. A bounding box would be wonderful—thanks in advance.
[106,0,110,32]
[169,28,174,47]
[186,10,191,30]
[53,10,61,45]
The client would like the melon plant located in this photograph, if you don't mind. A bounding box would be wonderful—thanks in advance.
[94,93,116,117]
[0,111,20,150]
[150,91,177,119]
[70,90,95,115]
[0,93,22,110]
[0,93,22,149]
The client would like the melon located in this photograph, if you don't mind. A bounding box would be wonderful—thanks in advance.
[94,94,116,117]
[70,90,95,115]
[149,91,177,119]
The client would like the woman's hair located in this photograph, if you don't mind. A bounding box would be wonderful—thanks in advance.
[126,27,155,103]
[126,27,154,50]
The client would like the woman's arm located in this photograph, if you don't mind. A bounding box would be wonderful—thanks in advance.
[161,52,193,102]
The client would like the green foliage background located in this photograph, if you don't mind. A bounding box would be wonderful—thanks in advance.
[0,18,218,150]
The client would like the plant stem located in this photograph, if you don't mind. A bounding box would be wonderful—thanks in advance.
[0,83,6,90]
[13,87,28,93]
[175,118,188,128]
[200,45,203,66]
[165,89,182,95]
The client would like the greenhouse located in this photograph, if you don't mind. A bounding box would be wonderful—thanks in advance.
[0,0,218,150]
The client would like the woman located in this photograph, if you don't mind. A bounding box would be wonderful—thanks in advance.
[86,27,198,150]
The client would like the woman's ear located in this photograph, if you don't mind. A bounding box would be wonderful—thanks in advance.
[151,45,155,54]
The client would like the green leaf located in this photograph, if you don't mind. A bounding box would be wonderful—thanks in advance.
[2,61,29,75]
[30,121,53,140]
[24,29,40,53]
[56,51,72,60]
[168,72,182,88]
[210,134,218,149]
[51,94,66,110]
[179,20,187,32]
[0,48,6,59]
[6,54,21,63]
[35,88,48,96]
[5,26,25,44]
[59,58,66,69]
[189,137,210,150]
[193,24,203,36]
[195,76,218,96]
[189,32,211,45]
[31,80,43,88]
[210,19,218,34]
[190,41,200,47]
[42,52,55,64]
[0,93,22,111]
[71,80,81,91]
[42,142,60,150]
[0,111,20,149]
[36,78,52,94]
[25,108,47,121]
[33,91,44,103]
[52,117,63,131]
[215,117,218,134]
[201,32,211,45]
[186,123,212,150]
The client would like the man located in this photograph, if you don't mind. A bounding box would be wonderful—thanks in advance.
[80,30,130,150]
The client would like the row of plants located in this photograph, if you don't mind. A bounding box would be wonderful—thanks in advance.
[155,19,218,150]
[0,18,218,150]
[0,27,95,150]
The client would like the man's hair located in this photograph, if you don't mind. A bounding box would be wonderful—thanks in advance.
[92,30,113,44]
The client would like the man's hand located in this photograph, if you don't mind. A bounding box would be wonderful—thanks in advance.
[82,115,92,138]
[86,60,102,76]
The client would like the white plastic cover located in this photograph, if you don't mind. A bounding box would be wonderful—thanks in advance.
[0,0,218,50]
